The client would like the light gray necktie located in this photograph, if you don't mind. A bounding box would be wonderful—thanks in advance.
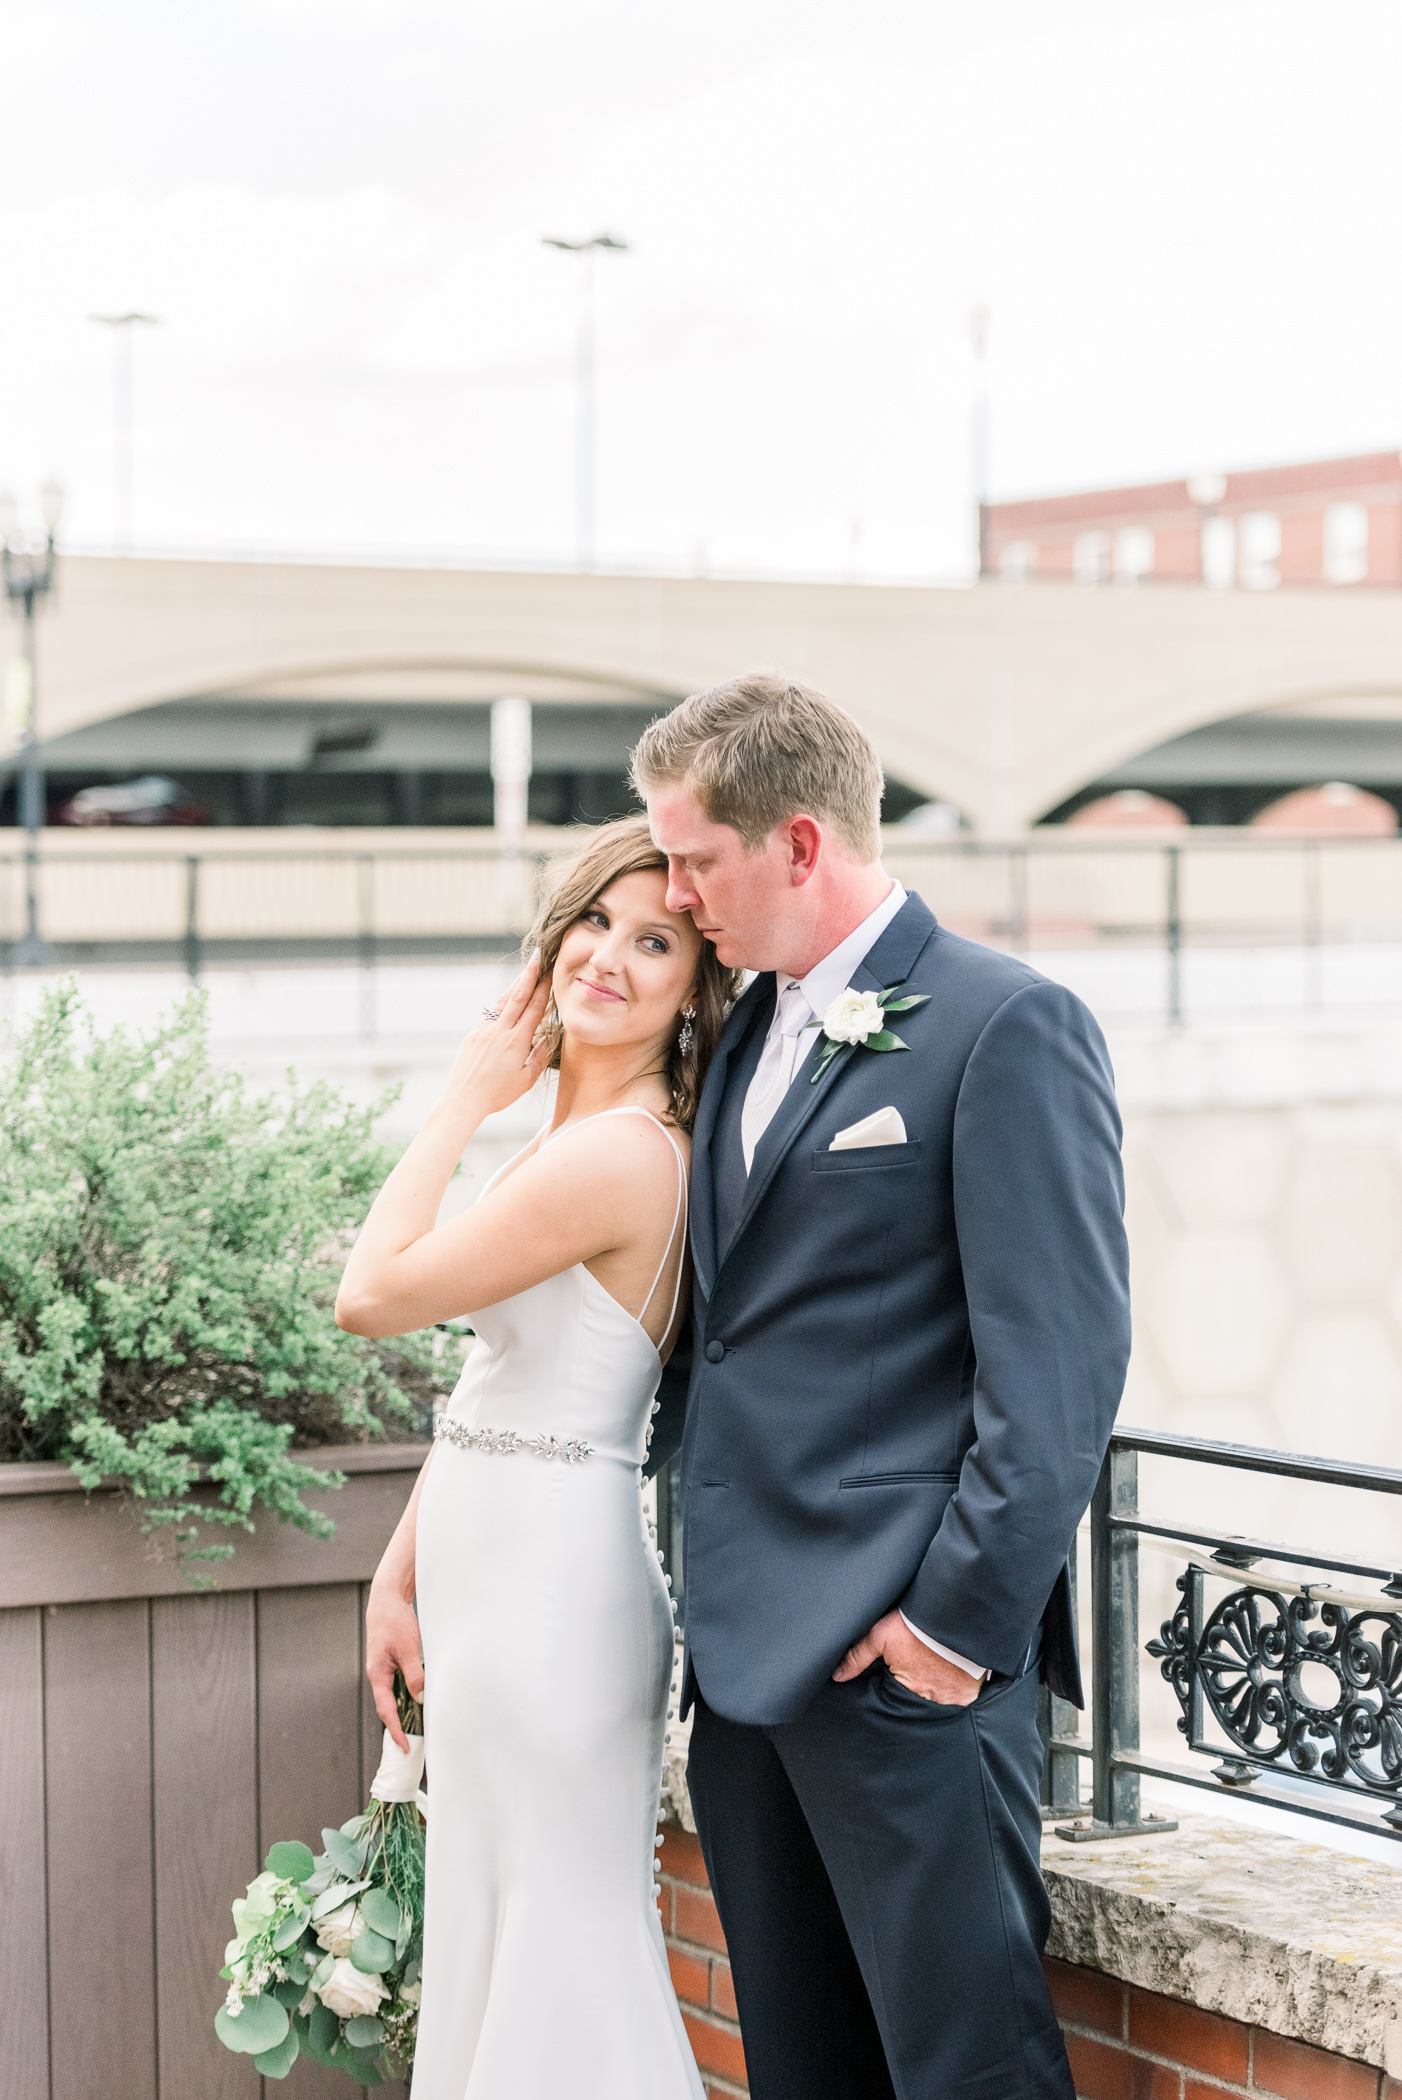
[741,981,813,1172]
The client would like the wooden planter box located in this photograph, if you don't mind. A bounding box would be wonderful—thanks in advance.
[0,1442,427,2100]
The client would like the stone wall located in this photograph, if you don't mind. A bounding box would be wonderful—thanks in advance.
[1113,1021,1402,1482]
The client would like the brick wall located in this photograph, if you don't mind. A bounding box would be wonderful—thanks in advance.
[656,1820,1394,2100]
[1047,1957,1396,2100]
[658,1822,748,2097]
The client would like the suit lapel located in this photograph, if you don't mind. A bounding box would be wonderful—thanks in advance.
[848,890,938,1000]
[690,973,772,1298]
[723,1028,854,1257]
[714,894,940,1282]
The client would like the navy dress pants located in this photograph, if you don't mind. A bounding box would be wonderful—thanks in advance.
[686,1662,1075,2100]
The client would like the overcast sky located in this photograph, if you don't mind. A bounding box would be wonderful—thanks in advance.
[3,0,1399,579]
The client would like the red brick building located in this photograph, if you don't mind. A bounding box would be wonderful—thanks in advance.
[985,450,1402,590]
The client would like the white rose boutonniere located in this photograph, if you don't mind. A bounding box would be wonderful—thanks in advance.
[812,981,930,1082]
[822,989,886,1044]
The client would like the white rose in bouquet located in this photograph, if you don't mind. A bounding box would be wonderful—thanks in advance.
[318,1959,389,2020]
[822,988,885,1045]
[314,1899,365,1958]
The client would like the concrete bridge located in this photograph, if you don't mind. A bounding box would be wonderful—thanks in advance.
[8,553,1402,832]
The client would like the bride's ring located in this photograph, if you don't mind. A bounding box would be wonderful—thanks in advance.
[482,1005,501,1020]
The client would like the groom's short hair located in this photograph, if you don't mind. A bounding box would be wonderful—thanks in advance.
[631,670,884,861]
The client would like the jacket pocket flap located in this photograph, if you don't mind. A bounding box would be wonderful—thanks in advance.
[812,1141,922,1173]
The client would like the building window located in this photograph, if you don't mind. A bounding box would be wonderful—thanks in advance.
[1239,511,1281,589]
[1323,501,1368,584]
[1074,531,1110,584]
[999,540,1037,584]
[1114,527,1154,585]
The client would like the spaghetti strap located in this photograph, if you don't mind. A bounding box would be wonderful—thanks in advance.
[542,1106,688,1339]
[632,1119,687,1335]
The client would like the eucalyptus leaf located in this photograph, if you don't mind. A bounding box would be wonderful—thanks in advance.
[401,1958,421,1985]
[395,1910,412,1962]
[272,1906,310,1952]
[346,2046,385,2087]
[312,1877,371,1919]
[349,1928,396,1974]
[359,1887,403,1940]
[283,1950,310,1985]
[880,994,928,1013]
[302,1861,335,1896]
[272,1978,305,2009]
[321,1828,363,1879]
[215,1994,289,2056]
[311,1952,336,1991]
[305,2001,340,2062]
[253,2027,300,2079]
[345,2015,385,2047]
[265,1840,316,1884]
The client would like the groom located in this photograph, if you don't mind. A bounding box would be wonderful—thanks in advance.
[634,673,1130,2100]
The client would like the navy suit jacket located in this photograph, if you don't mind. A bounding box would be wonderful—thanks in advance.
[658,893,1131,1728]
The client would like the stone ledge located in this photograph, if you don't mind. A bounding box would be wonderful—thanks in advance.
[1043,1813,1402,2074]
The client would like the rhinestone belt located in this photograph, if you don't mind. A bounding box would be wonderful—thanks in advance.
[434,1417,596,1463]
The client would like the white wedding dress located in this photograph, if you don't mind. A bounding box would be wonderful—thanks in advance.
[412,1108,704,2100]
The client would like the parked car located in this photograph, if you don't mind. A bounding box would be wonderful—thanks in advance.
[55,775,210,826]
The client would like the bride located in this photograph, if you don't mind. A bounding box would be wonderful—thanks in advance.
[337,814,738,2100]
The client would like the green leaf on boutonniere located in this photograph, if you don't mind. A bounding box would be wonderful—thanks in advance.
[810,1040,846,1082]
[864,1029,907,1053]
[880,993,929,1013]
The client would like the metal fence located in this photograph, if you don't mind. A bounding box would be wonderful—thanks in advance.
[5,832,1402,1024]
[0,842,557,974]
[1043,1426,1402,1846]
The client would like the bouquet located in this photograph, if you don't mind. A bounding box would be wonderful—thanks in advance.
[216,1675,426,2085]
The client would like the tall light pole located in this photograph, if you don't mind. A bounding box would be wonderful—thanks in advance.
[542,234,628,569]
[1,482,64,965]
[89,312,159,551]
[969,305,991,579]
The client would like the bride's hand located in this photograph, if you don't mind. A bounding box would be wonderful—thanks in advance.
[445,951,553,1117]
[366,1578,425,1751]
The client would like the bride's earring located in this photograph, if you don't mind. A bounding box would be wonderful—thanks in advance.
[678,1006,695,1057]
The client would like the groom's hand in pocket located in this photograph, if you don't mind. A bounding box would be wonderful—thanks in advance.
[832,1609,982,1705]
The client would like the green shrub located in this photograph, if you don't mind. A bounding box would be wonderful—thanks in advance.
[0,983,451,1571]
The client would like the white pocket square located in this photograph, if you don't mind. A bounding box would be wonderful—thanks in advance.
[829,1107,907,1151]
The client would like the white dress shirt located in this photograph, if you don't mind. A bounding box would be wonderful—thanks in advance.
[740,880,908,1171]
[739,880,989,1685]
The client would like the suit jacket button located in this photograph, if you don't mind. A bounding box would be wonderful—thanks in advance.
[704,1340,725,1364]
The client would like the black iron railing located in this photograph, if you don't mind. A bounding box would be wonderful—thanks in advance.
[5,832,1402,1027]
[1043,1427,1402,1843]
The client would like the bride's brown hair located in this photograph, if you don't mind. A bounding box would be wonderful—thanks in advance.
[523,813,741,1130]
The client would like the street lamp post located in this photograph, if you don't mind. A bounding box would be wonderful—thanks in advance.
[542,234,629,569]
[1,483,64,966]
[89,312,159,552]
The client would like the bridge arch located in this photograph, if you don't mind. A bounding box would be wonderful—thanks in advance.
[10,557,1402,834]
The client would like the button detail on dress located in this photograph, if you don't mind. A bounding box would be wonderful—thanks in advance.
[704,1340,725,1364]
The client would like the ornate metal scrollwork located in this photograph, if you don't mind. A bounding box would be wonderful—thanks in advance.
[1147,1572,1402,1799]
